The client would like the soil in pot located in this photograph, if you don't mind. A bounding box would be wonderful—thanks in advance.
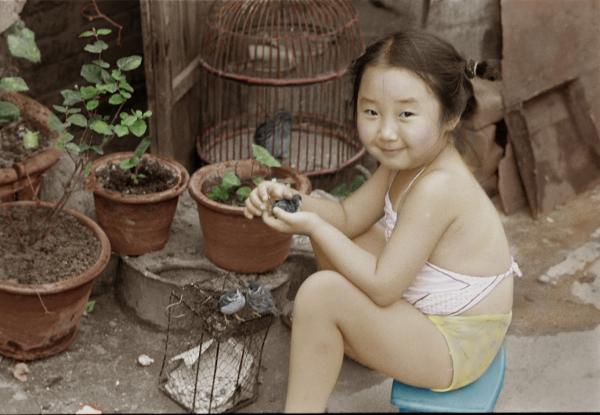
[0,205,101,284]
[0,119,54,168]
[95,157,179,195]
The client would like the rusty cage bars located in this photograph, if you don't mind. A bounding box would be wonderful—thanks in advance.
[196,0,365,177]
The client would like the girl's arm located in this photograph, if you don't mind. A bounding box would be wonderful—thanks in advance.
[266,170,458,307]
[245,165,391,238]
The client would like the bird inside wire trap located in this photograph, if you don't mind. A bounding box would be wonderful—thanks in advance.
[217,288,246,323]
[245,281,279,318]
[254,110,293,165]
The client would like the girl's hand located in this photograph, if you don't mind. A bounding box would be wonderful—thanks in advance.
[261,206,320,236]
[243,180,296,219]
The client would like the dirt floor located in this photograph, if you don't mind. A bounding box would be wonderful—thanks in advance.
[2,181,600,413]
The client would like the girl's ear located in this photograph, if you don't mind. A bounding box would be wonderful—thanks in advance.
[444,115,461,132]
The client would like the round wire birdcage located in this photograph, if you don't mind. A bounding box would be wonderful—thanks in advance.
[196,0,365,177]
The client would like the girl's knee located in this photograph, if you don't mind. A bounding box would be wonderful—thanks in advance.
[293,270,346,315]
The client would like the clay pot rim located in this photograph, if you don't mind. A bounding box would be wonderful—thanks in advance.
[0,200,111,295]
[188,159,311,216]
[88,152,190,204]
[0,91,62,185]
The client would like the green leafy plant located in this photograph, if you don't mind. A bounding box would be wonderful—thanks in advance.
[0,19,42,149]
[330,174,366,199]
[207,144,281,203]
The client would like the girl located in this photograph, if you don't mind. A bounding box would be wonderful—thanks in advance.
[244,29,521,413]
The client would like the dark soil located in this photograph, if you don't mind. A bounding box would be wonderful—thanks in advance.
[0,205,101,285]
[0,119,53,168]
[95,157,179,195]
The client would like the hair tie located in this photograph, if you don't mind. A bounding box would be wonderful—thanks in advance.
[464,59,478,80]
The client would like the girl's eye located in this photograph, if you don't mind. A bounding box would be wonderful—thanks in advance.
[364,109,378,116]
[399,111,414,118]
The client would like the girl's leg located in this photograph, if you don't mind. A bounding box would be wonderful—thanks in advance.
[284,270,453,413]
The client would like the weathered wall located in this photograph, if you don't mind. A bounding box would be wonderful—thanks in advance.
[16,0,144,107]
[353,0,502,61]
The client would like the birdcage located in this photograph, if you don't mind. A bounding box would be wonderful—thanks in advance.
[159,275,274,413]
[196,0,365,177]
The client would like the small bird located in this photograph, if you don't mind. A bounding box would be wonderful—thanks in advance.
[217,288,246,322]
[245,281,278,317]
[254,110,292,165]
[272,194,302,213]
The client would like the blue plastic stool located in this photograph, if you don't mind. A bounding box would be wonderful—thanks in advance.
[390,345,506,413]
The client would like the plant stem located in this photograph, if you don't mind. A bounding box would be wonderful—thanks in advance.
[81,0,124,45]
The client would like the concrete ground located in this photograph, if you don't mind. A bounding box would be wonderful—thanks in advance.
[2,182,600,413]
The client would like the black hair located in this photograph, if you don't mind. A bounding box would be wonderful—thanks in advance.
[351,29,500,125]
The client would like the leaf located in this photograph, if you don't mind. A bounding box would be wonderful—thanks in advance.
[133,138,151,158]
[108,93,125,105]
[96,83,117,94]
[79,30,95,38]
[93,59,110,69]
[84,40,109,54]
[22,130,39,149]
[52,105,68,113]
[90,145,104,155]
[67,114,87,128]
[330,183,350,199]
[56,132,74,150]
[84,300,96,314]
[79,86,97,100]
[65,142,81,154]
[47,113,66,131]
[80,64,103,84]
[100,69,112,84]
[143,110,152,118]
[251,176,265,186]
[114,124,128,137]
[111,69,125,81]
[0,101,20,123]
[118,80,134,93]
[89,120,112,136]
[119,156,139,171]
[96,28,112,36]
[85,100,99,111]
[7,24,41,63]
[236,186,252,202]
[350,174,366,191]
[117,56,142,71]
[129,119,147,137]
[83,161,93,177]
[252,144,281,167]
[119,91,132,99]
[61,89,83,106]
[0,77,29,92]
[208,185,230,202]
[221,171,241,190]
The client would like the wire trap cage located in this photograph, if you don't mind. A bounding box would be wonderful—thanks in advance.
[196,0,365,178]
[159,276,274,413]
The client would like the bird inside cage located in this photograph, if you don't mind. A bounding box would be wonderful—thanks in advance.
[254,110,292,166]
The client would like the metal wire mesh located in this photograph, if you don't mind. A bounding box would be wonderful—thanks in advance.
[159,278,273,413]
[197,0,365,177]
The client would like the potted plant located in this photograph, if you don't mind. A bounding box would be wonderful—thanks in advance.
[188,145,311,273]
[87,149,189,256]
[0,0,163,359]
[0,17,61,201]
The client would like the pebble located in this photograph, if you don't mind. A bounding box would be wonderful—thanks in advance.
[137,354,154,367]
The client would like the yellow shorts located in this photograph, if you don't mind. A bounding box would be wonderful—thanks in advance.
[428,312,512,392]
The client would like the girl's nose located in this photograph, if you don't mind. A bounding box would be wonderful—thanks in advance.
[379,117,398,141]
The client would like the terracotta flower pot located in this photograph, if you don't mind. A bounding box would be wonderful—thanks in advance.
[88,152,190,256]
[0,91,61,202]
[188,159,311,273]
[0,201,111,361]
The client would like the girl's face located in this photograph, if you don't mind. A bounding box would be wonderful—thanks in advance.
[356,65,455,170]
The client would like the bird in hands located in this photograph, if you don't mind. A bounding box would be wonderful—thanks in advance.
[217,288,246,322]
[246,281,279,318]
[254,110,292,165]
[273,194,302,213]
